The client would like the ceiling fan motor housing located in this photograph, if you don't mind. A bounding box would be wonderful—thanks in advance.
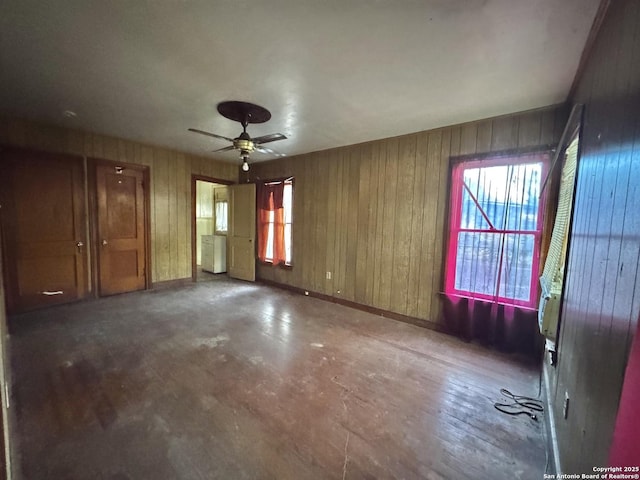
[234,135,254,153]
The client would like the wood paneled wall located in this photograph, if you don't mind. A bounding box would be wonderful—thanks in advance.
[546,0,640,473]
[0,119,238,283]
[249,105,567,327]
[0,230,12,479]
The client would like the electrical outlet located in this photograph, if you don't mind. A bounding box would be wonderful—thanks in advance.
[563,393,570,419]
[326,271,332,280]
[549,349,557,366]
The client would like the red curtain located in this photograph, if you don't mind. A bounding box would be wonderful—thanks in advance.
[257,182,286,265]
[273,205,286,265]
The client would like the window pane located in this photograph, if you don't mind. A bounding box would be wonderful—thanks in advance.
[215,201,228,232]
[454,232,501,296]
[266,211,275,261]
[498,234,535,301]
[283,183,293,223]
[284,181,293,264]
[284,223,292,264]
[462,163,541,231]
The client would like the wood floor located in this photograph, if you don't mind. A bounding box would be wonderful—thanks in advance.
[9,278,545,479]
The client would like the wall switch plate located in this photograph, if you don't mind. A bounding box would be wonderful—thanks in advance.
[326,271,332,280]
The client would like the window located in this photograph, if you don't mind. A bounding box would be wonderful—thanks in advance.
[445,152,549,308]
[258,178,293,266]
[215,200,228,233]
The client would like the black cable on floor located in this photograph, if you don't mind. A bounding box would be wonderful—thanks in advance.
[494,388,544,421]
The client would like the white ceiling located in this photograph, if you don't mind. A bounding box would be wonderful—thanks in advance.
[0,0,600,165]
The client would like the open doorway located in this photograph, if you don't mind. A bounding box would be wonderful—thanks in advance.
[192,176,232,282]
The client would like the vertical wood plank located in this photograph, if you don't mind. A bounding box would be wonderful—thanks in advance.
[290,160,304,287]
[390,135,417,314]
[540,108,558,147]
[476,120,493,154]
[176,153,189,279]
[333,150,346,297]
[449,126,462,158]
[417,130,442,318]
[430,128,451,323]
[459,123,478,156]
[378,138,399,311]
[156,149,170,281]
[301,156,313,290]
[102,136,118,161]
[325,151,338,296]
[406,132,428,317]
[344,146,360,301]
[364,143,380,306]
[517,111,543,148]
[168,152,178,279]
[355,144,372,304]
[372,142,388,309]
[491,116,519,151]
[313,152,327,294]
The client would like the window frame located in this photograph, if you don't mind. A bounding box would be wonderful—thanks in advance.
[260,177,294,267]
[445,152,549,309]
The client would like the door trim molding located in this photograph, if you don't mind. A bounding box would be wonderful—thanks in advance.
[191,175,234,282]
[88,158,152,295]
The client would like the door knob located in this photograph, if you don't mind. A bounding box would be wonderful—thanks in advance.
[102,239,108,246]
[76,241,84,247]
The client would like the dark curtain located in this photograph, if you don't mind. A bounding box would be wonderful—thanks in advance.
[442,294,542,355]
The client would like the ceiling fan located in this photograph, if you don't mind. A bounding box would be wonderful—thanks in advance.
[189,101,287,171]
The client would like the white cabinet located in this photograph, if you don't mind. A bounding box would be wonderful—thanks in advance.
[201,235,226,273]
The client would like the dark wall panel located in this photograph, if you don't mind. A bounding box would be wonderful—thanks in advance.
[548,0,640,472]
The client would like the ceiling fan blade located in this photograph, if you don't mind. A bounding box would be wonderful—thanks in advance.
[213,145,236,153]
[254,145,286,157]
[188,128,234,143]
[252,133,287,145]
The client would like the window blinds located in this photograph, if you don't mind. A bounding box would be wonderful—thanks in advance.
[540,135,579,296]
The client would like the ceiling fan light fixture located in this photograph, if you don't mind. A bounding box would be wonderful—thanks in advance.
[241,157,250,172]
[234,138,254,152]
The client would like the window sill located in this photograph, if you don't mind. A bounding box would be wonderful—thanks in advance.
[439,291,538,311]
[259,260,293,270]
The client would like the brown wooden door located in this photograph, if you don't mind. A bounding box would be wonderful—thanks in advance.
[0,148,88,313]
[96,164,146,295]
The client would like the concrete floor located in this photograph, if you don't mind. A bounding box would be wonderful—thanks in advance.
[9,278,545,479]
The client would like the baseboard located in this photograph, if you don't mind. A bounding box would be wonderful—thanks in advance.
[151,277,194,290]
[257,278,450,335]
[543,359,562,474]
